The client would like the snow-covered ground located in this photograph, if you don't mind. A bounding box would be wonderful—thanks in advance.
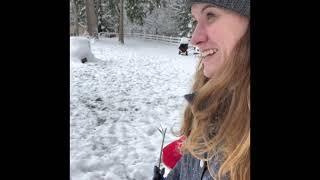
[70,37,198,180]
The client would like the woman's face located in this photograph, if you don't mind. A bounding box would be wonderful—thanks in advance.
[191,3,249,78]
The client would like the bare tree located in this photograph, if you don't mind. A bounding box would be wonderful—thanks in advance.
[85,0,98,38]
[71,0,79,36]
[119,0,124,44]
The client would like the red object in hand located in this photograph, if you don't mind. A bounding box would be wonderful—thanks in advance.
[162,137,185,169]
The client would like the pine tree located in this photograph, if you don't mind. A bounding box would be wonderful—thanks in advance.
[125,0,147,26]
[70,0,191,39]
[94,0,115,33]
[172,0,192,37]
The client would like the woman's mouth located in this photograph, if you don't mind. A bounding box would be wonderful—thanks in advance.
[200,48,218,59]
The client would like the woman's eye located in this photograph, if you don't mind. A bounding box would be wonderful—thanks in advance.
[206,12,216,20]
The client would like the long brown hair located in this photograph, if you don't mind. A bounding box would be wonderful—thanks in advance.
[179,28,250,180]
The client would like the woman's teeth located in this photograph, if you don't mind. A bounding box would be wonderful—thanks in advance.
[201,48,218,58]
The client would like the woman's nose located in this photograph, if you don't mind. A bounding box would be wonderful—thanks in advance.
[190,23,207,46]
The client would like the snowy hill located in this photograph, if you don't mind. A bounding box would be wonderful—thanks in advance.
[70,37,198,180]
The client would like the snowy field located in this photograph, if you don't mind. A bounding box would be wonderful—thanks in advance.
[70,37,198,180]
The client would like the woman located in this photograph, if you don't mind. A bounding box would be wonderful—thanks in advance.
[153,0,250,180]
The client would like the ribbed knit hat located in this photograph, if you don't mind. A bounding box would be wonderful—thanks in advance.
[187,0,250,17]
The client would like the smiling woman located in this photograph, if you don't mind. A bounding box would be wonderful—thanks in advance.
[152,0,250,180]
[191,3,249,78]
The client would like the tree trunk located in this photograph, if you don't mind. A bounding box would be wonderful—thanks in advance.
[119,0,124,44]
[72,0,79,36]
[85,0,98,38]
[96,0,101,32]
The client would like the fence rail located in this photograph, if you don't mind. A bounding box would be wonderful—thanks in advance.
[97,32,187,45]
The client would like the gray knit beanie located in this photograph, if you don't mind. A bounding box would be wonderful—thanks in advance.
[187,0,250,17]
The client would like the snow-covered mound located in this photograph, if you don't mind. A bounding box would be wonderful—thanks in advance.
[70,37,97,63]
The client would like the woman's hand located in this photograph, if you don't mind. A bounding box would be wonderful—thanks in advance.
[152,166,165,180]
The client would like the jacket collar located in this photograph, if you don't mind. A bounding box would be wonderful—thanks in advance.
[184,92,196,104]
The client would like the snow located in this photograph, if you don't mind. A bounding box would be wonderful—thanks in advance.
[70,37,198,180]
[70,37,97,63]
